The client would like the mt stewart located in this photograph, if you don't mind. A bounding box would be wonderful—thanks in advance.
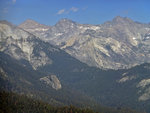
[19,16,150,69]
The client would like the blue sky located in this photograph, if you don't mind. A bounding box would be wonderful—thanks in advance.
[0,0,150,25]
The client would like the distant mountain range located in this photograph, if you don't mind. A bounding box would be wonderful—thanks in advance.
[0,17,150,112]
[0,20,98,108]
[19,16,150,69]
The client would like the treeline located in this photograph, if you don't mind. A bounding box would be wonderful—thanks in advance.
[0,91,143,113]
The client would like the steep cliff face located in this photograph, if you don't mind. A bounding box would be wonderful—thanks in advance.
[19,16,150,69]
[0,20,58,70]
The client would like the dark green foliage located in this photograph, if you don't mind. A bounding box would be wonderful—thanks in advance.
[0,91,142,113]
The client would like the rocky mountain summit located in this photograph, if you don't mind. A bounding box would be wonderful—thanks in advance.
[19,19,50,38]
[0,20,58,70]
[19,16,150,69]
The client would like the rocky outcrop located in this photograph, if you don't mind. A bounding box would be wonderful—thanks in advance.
[137,78,150,101]
[40,75,61,90]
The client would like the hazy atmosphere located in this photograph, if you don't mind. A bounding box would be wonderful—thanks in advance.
[1,0,150,113]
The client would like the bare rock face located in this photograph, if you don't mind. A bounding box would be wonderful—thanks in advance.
[19,16,150,69]
[116,64,150,102]
[0,21,59,70]
[40,75,61,90]
[19,19,50,38]
[137,78,150,101]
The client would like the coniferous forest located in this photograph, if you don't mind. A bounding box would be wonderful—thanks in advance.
[0,91,143,113]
